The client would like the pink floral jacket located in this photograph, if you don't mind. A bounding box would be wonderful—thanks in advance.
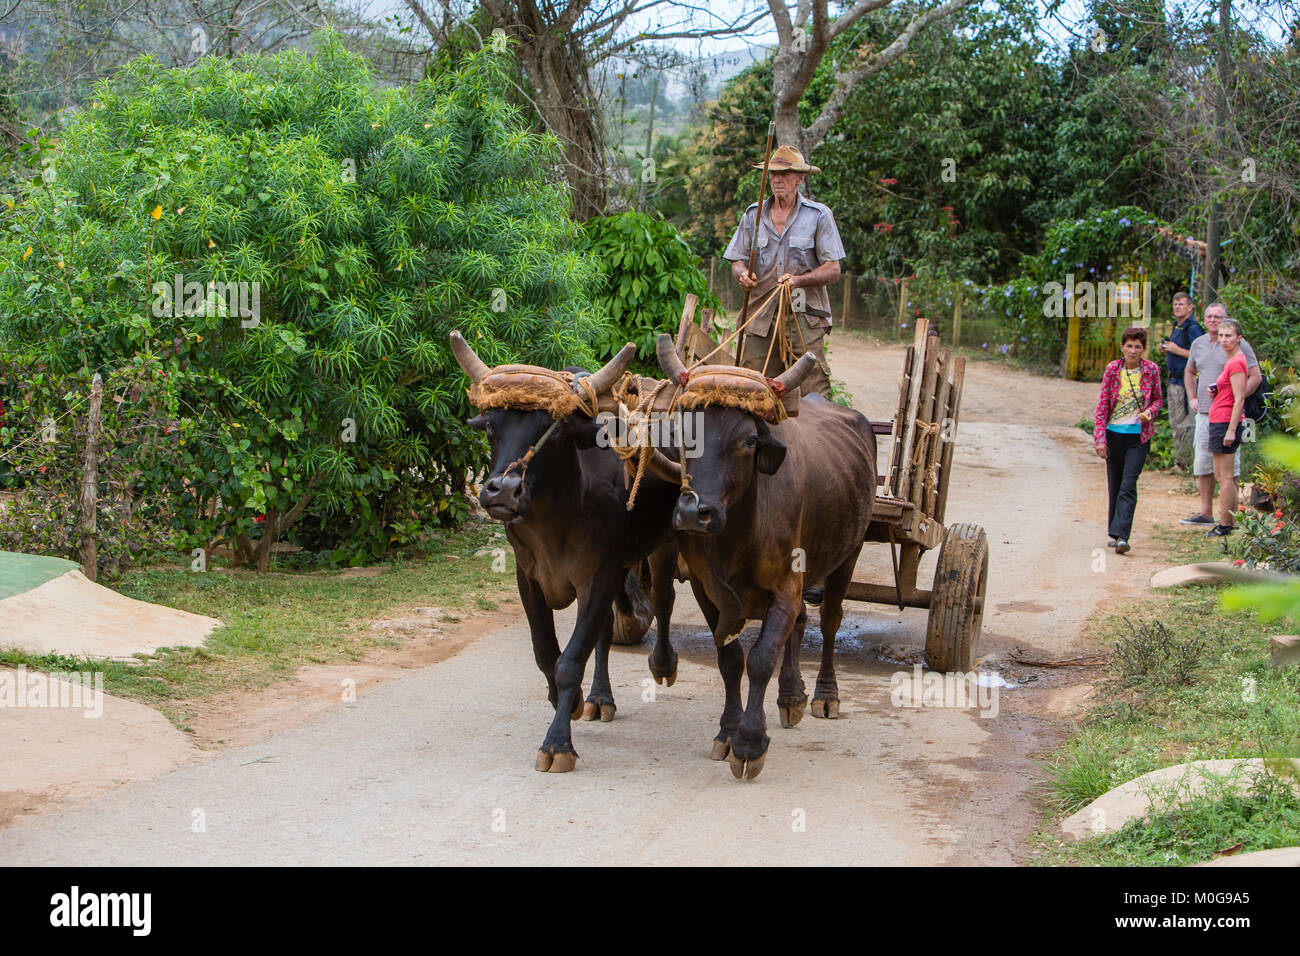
[1093,358,1163,447]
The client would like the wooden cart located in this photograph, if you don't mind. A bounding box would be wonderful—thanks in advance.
[674,295,988,673]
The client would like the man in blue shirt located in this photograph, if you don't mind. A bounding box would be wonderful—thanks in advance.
[1158,292,1203,470]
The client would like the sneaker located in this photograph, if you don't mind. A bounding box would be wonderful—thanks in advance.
[1114,539,1131,554]
[1206,524,1236,537]
[1107,538,1117,548]
[1180,513,1215,525]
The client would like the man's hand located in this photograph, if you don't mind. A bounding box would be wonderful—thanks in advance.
[735,268,758,290]
[776,272,802,288]
[1189,397,1199,413]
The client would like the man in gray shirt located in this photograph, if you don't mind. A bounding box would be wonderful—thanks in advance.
[724,145,846,398]
[1181,302,1262,525]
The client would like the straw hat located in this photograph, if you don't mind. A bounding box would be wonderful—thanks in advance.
[752,145,821,174]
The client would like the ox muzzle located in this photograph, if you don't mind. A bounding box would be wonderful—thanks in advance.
[481,471,526,520]
[673,488,724,535]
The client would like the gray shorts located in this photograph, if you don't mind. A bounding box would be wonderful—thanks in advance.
[1194,413,1240,477]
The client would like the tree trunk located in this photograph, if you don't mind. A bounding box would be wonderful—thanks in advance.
[487,2,608,220]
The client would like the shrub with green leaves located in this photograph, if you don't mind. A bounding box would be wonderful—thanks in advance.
[0,35,602,567]
[575,211,718,368]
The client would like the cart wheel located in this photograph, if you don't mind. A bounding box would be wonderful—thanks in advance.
[925,523,988,672]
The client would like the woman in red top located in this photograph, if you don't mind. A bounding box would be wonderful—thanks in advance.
[1205,318,1249,537]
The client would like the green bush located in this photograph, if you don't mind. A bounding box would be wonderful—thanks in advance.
[0,35,602,567]
[575,211,719,369]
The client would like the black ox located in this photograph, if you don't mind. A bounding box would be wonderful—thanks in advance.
[451,331,680,773]
[656,336,878,780]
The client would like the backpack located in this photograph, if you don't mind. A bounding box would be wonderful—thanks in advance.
[1245,367,1271,421]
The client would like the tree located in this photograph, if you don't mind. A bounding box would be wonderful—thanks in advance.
[763,0,976,155]
[0,35,603,568]
[397,0,768,218]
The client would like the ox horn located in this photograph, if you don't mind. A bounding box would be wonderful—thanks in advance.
[449,330,490,384]
[656,333,688,382]
[585,342,637,396]
[774,352,819,394]
[648,448,682,483]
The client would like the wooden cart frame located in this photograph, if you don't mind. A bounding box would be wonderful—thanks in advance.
[673,295,988,673]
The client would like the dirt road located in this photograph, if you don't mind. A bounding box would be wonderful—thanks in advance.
[0,334,1195,865]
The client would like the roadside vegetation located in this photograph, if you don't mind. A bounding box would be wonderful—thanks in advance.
[1034,492,1300,866]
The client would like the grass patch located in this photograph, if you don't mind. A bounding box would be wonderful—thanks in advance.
[1037,762,1300,867]
[1033,577,1300,865]
[0,517,515,732]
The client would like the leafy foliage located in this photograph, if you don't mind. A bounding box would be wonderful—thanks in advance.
[0,35,602,567]
[575,211,718,367]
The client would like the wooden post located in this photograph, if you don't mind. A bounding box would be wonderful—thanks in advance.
[708,256,716,297]
[840,272,852,330]
[952,295,963,348]
[897,278,910,339]
[675,294,699,360]
[78,373,103,582]
[1065,290,1080,379]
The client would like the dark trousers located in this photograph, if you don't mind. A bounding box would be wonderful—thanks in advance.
[1105,430,1148,540]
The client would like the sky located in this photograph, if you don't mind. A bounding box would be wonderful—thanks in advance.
[361,0,1294,61]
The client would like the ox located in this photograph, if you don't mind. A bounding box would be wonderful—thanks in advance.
[656,336,877,780]
[451,332,680,772]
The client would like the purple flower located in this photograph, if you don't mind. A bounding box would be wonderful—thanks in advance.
[1119,218,1131,227]
[982,342,988,349]
[999,344,1010,354]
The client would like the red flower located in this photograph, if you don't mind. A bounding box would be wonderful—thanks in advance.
[1233,559,1246,566]
[880,177,898,186]
[873,222,896,234]
[1273,522,1285,534]
[1275,509,1285,519]
[254,515,265,524]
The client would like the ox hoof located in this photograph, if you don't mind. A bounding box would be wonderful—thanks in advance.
[581,701,599,721]
[535,749,578,773]
[778,697,807,728]
[727,751,766,780]
[599,702,616,722]
[568,686,585,721]
[652,667,678,688]
[811,696,840,719]
[710,738,731,761]
[649,652,679,687]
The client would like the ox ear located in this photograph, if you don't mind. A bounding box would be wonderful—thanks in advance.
[468,414,489,431]
[753,418,787,475]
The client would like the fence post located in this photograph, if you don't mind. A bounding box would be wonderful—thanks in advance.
[78,373,103,581]
[708,256,716,297]
[952,295,963,348]
[840,272,852,330]
[897,278,909,339]
[1066,295,1080,379]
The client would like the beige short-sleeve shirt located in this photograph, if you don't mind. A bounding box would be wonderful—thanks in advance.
[723,194,846,337]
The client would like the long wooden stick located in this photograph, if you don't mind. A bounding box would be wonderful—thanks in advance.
[735,121,776,365]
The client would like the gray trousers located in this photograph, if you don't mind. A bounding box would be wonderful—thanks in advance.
[1167,382,1193,468]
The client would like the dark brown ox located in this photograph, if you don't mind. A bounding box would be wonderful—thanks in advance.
[656,335,877,780]
[451,332,681,773]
